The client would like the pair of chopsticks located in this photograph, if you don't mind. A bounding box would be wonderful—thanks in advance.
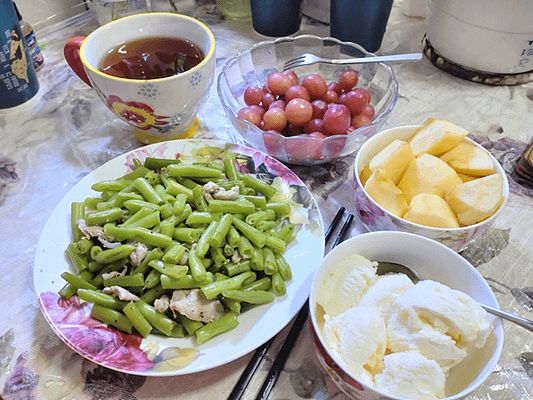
[227,207,354,400]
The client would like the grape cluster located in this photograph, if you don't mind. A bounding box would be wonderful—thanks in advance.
[238,69,374,139]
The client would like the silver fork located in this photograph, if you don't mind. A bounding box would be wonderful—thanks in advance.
[283,52,423,70]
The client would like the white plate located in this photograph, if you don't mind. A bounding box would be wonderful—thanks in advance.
[34,139,324,376]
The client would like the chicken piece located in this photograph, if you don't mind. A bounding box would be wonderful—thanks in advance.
[202,182,240,201]
[77,219,116,247]
[130,242,149,267]
[231,249,242,263]
[169,289,225,323]
[154,295,170,314]
[102,265,128,280]
[102,286,140,301]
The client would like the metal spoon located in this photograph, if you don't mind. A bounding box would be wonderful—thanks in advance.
[377,261,533,333]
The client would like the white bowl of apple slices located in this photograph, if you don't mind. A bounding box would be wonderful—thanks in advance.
[353,118,509,252]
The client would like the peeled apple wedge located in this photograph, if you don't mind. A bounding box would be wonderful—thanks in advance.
[364,168,409,217]
[403,193,460,228]
[444,173,504,226]
[440,139,496,177]
[368,139,415,184]
[398,153,463,203]
[409,118,468,157]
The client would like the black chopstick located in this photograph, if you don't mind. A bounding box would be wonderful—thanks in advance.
[227,207,349,400]
[253,210,353,400]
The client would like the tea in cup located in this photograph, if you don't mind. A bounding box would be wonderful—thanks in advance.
[64,13,215,143]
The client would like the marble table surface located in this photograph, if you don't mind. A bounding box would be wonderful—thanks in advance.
[1,1,533,399]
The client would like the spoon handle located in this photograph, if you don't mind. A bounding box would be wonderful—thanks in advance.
[481,303,533,333]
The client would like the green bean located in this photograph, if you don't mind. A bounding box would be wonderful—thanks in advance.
[243,195,267,209]
[89,245,102,260]
[71,202,85,242]
[157,202,174,219]
[223,243,235,257]
[77,288,127,310]
[145,269,162,289]
[208,198,255,215]
[132,247,164,275]
[188,248,207,282]
[232,217,266,248]
[266,202,291,217]
[122,207,154,227]
[242,277,271,292]
[263,246,277,275]
[121,165,151,181]
[278,223,296,244]
[65,243,89,273]
[144,171,160,186]
[221,289,275,304]
[195,312,239,344]
[165,179,194,203]
[265,234,286,253]
[104,225,172,248]
[136,300,177,336]
[160,272,214,289]
[196,220,218,258]
[91,304,133,334]
[256,220,277,232]
[83,197,101,210]
[139,284,166,304]
[208,213,234,249]
[103,272,144,288]
[173,227,200,243]
[162,242,187,264]
[91,261,125,288]
[250,245,264,271]
[221,296,241,314]
[237,236,254,259]
[61,271,97,291]
[240,174,277,199]
[222,155,240,181]
[167,164,222,179]
[59,283,77,299]
[133,177,164,205]
[224,261,251,277]
[85,207,125,226]
[88,261,104,273]
[201,271,255,299]
[274,251,292,281]
[185,211,221,226]
[124,210,160,229]
[192,185,208,212]
[123,302,153,338]
[173,193,188,215]
[122,199,160,213]
[227,226,241,248]
[211,246,229,268]
[144,157,182,169]
[94,244,136,264]
[178,314,204,336]
[148,260,188,279]
[271,272,286,296]
[91,180,129,192]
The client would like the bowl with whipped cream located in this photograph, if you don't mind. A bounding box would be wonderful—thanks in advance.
[309,231,504,400]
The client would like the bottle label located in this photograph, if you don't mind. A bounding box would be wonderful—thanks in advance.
[24,30,44,70]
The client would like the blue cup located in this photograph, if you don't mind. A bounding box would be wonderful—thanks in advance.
[330,0,394,53]
[0,0,39,109]
[250,0,303,37]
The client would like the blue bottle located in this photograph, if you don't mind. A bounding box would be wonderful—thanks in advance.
[0,0,39,109]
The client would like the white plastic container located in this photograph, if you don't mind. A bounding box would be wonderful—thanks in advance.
[426,0,533,74]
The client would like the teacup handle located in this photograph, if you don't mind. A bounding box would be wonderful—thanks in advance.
[64,36,92,87]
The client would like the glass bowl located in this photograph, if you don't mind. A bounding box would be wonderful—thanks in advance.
[217,35,399,166]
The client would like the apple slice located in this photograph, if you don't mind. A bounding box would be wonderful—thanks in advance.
[444,173,504,226]
[364,168,409,217]
[403,193,460,228]
[398,153,463,203]
[368,139,415,184]
[409,118,468,157]
[440,139,495,177]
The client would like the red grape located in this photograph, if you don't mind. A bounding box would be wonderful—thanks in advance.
[351,114,372,129]
[322,89,339,104]
[269,99,286,110]
[302,74,328,100]
[285,98,313,126]
[323,104,351,135]
[338,69,358,91]
[304,118,325,134]
[244,86,263,106]
[308,131,327,139]
[263,107,287,132]
[249,104,266,118]
[237,106,262,127]
[360,103,375,120]
[283,70,299,86]
[311,99,328,119]
[261,92,276,109]
[339,89,367,114]
[285,85,311,103]
[327,82,343,96]
[267,72,292,96]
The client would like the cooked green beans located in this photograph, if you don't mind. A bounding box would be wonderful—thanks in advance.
[59,152,298,344]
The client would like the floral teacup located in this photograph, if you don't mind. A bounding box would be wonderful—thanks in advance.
[64,13,215,144]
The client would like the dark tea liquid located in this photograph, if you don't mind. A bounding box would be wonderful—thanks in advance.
[99,36,205,80]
